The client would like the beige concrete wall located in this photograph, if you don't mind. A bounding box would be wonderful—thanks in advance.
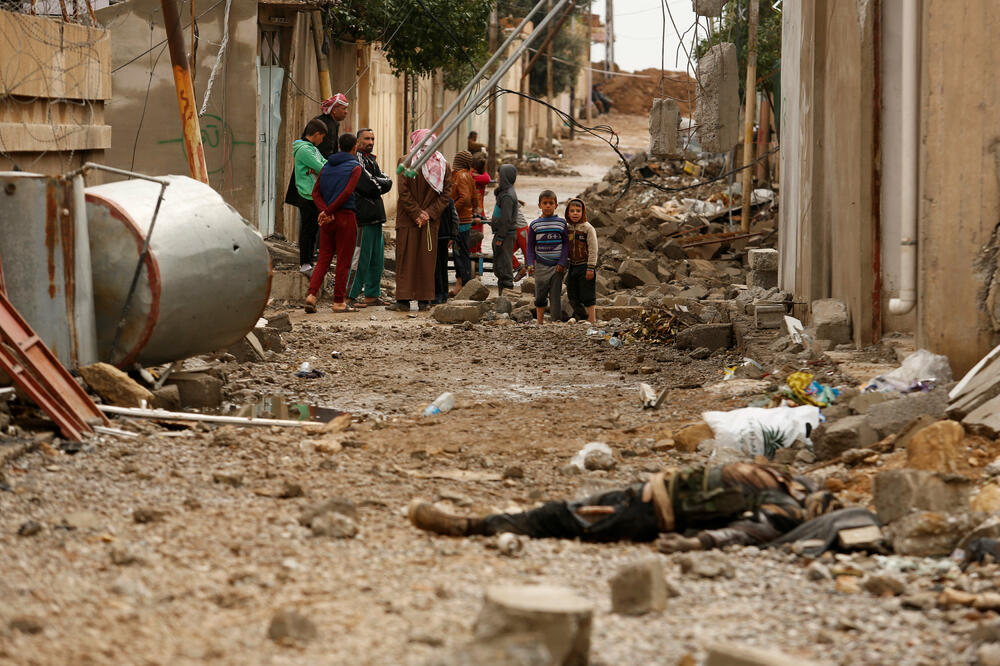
[779,0,878,344]
[917,0,1000,374]
[97,0,258,225]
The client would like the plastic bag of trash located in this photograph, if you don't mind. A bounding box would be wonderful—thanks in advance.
[863,349,953,393]
[702,405,821,459]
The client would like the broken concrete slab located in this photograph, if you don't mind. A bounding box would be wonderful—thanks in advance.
[617,259,659,288]
[693,0,724,18]
[649,97,679,156]
[694,42,739,152]
[253,327,285,353]
[594,305,644,321]
[474,585,593,666]
[226,333,265,363]
[866,389,949,438]
[609,558,667,615]
[432,301,482,324]
[456,278,489,302]
[811,415,878,460]
[811,299,851,345]
[753,303,785,329]
[848,390,899,415]
[675,323,732,351]
[887,511,976,557]
[961,393,1000,437]
[79,362,155,408]
[166,372,224,409]
[873,469,973,524]
[425,633,552,666]
[266,312,292,332]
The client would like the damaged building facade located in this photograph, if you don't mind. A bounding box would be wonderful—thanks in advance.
[779,0,1000,375]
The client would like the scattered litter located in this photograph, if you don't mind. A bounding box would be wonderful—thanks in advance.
[864,349,953,393]
[702,405,821,458]
[784,315,806,345]
[295,367,325,379]
[608,334,623,348]
[423,392,456,416]
[638,382,668,409]
[778,371,839,407]
[570,442,615,471]
[92,425,139,438]
[723,357,764,381]
[237,395,343,423]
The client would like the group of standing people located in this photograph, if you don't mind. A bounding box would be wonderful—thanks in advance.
[288,95,597,320]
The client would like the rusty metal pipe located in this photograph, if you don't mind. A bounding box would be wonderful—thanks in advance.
[160,0,210,184]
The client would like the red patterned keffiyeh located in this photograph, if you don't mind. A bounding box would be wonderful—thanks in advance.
[321,93,349,115]
[409,129,446,194]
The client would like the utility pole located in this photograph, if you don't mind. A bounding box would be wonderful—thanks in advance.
[546,0,554,143]
[604,0,613,75]
[487,8,499,178]
[586,3,592,123]
[517,50,527,159]
[160,0,209,184]
[740,0,759,232]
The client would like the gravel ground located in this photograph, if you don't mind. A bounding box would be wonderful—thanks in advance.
[0,114,987,665]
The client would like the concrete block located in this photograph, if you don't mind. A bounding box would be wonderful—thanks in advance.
[609,559,667,615]
[432,301,482,324]
[693,0,724,18]
[747,248,779,271]
[594,305,644,321]
[810,298,851,344]
[746,269,778,289]
[873,469,973,524]
[649,97,679,156]
[266,312,292,332]
[675,323,733,351]
[474,585,593,666]
[811,415,878,460]
[166,371,224,409]
[268,270,310,301]
[866,389,949,438]
[694,42,739,153]
[753,303,785,329]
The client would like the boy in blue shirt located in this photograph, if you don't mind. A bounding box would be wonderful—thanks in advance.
[526,190,569,324]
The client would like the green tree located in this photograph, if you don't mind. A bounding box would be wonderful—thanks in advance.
[325,0,494,86]
[496,0,588,97]
[695,0,781,98]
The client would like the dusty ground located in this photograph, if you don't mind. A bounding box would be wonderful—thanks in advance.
[0,114,984,666]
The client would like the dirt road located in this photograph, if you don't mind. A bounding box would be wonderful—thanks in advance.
[0,114,969,666]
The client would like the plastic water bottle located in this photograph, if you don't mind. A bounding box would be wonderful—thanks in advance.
[299,362,311,373]
[608,334,623,348]
[423,392,455,416]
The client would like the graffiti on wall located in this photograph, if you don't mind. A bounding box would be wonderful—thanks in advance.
[157,114,254,176]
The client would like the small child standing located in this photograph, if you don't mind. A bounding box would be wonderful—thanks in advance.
[564,197,598,323]
[526,190,569,324]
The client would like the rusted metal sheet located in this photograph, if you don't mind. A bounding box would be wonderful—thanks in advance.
[0,172,99,367]
[85,175,271,366]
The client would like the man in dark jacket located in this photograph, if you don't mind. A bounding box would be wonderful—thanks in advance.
[346,128,393,307]
[310,93,350,159]
[305,133,361,313]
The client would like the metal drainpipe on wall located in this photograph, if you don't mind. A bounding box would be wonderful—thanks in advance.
[889,0,919,315]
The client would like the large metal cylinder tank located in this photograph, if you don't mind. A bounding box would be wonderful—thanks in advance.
[85,175,271,366]
[0,172,99,368]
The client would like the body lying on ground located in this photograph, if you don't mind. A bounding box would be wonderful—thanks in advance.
[409,463,859,553]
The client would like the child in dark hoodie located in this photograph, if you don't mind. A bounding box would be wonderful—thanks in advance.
[490,164,519,293]
[564,198,599,322]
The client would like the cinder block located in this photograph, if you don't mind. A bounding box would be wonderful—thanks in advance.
[746,269,778,289]
[694,43,739,152]
[754,303,785,329]
[693,0,723,17]
[747,248,779,271]
[649,97,679,156]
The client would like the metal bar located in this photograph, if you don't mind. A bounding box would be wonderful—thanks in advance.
[405,0,572,176]
[62,162,171,186]
[108,182,169,362]
[160,0,210,184]
[402,0,551,170]
[99,405,324,428]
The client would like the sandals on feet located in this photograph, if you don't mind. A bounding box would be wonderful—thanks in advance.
[331,303,358,313]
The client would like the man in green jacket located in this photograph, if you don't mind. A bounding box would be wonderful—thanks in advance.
[293,119,328,273]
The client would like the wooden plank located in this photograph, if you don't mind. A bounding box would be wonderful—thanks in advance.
[0,122,111,151]
[0,10,111,100]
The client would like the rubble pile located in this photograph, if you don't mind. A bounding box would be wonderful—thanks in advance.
[597,67,697,116]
